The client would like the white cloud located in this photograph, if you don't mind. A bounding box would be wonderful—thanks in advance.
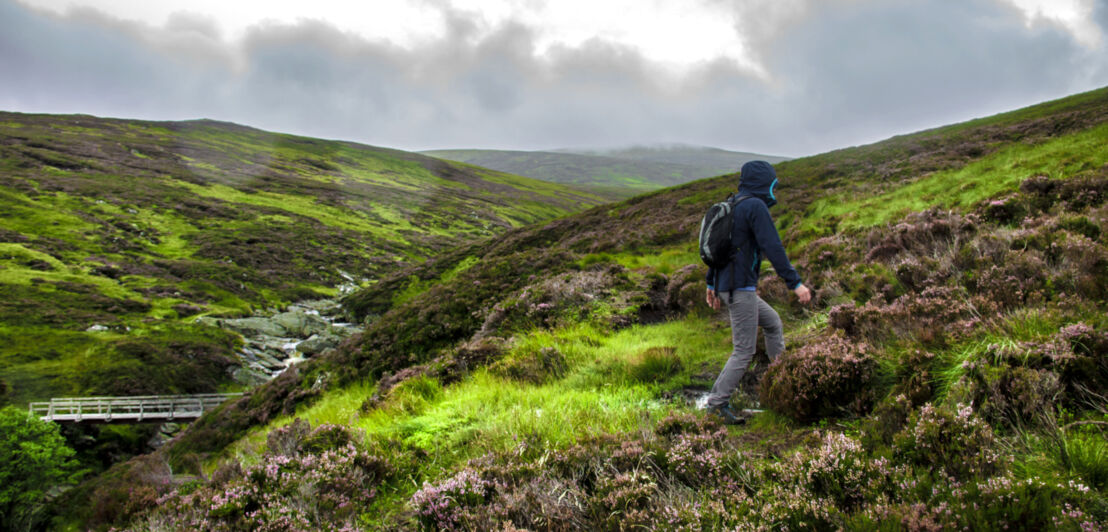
[1003,0,1103,47]
[2,0,1107,156]
[20,0,759,73]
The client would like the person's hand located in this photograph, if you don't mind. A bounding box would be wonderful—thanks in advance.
[794,284,812,304]
[705,288,722,310]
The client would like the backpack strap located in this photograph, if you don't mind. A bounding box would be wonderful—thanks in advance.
[727,196,752,299]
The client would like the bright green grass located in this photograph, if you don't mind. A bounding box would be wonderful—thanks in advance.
[581,244,701,275]
[930,307,1072,401]
[0,243,143,300]
[175,182,394,235]
[801,122,1108,237]
[224,316,734,470]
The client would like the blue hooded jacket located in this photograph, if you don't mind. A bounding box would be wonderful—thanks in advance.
[705,160,803,293]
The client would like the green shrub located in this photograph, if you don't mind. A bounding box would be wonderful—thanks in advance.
[628,346,682,383]
[0,406,82,532]
[491,345,566,384]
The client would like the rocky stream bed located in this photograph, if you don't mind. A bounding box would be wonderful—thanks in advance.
[196,299,363,386]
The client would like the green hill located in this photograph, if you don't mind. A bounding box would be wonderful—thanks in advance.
[0,113,603,409]
[45,87,1108,529]
[422,145,787,200]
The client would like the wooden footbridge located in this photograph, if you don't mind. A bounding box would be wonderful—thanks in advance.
[29,393,243,424]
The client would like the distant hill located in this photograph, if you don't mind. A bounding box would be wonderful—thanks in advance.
[422,145,789,199]
[0,113,603,407]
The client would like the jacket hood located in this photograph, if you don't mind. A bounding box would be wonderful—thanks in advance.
[737,160,778,208]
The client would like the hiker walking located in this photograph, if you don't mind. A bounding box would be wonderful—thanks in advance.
[700,160,811,424]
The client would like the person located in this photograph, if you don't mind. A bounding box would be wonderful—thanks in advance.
[704,160,811,425]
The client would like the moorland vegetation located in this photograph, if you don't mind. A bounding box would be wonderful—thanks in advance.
[9,87,1108,530]
[0,113,602,506]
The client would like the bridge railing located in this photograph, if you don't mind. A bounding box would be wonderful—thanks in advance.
[29,393,243,423]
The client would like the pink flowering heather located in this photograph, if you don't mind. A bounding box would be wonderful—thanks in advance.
[131,422,392,531]
[410,468,494,531]
[892,403,1004,480]
[760,334,877,421]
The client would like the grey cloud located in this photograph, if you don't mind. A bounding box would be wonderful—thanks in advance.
[1,0,1106,156]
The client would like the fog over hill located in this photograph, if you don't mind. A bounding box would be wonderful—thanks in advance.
[423,144,788,199]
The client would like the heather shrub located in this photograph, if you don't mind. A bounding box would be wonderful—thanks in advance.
[846,286,973,344]
[856,475,1104,532]
[863,210,966,261]
[751,483,842,531]
[266,417,311,457]
[665,264,710,314]
[137,423,392,531]
[983,197,1026,225]
[981,249,1045,302]
[1055,322,1108,404]
[1057,174,1108,210]
[894,255,940,291]
[892,403,1003,480]
[1053,231,1108,298]
[656,491,753,531]
[760,334,878,421]
[663,425,738,488]
[654,411,724,438]
[837,262,899,303]
[488,265,640,334]
[1058,214,1102,241]
[827,303,857,336]
[410,468,494,531]
[470,474,588,531]
[86,454,173,529]
[951,347,1061,428]
[767,432,900,512]
[1020,174,1065,215]
[300,423,354,454]
[955,475,1100,530]
[589,470,659,530]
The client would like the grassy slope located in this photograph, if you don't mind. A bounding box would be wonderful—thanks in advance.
[0,113,604,407]
[80,88,1108,529]
[422,146,787,200]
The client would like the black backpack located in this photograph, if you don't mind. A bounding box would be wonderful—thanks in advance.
[698,194,751,269]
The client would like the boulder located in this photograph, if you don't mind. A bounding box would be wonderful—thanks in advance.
[254,351,285,370]
[220,317,289,337]
[271,310,329,337]
[232,367,269,386]
[296,332,343,356]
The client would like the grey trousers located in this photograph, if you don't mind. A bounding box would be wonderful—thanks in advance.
[707,291,784,408]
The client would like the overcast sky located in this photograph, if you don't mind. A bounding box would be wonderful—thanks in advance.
[1,0,1106,157]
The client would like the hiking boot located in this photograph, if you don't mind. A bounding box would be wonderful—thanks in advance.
[706,404,745,425]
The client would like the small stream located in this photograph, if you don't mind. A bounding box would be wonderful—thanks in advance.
[195,298,363,386]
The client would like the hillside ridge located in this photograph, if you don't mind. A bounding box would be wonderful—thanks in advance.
[422,144,788,199]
